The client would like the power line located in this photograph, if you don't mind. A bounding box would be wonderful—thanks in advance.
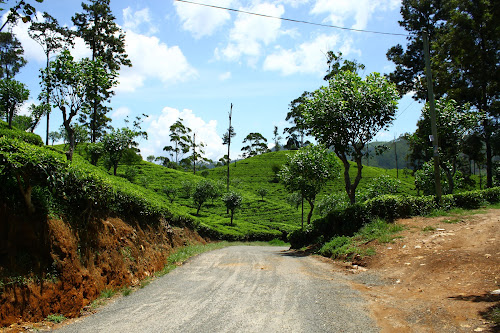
[396,98,417,119]
[174,0,408,37]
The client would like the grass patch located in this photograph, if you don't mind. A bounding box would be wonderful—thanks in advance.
[121,286,132,296]
[422,226,436,232]
[45,314,66,323]
[100,288,115,299]
[140,278,151,289]
[319,218,403,260]
[488,306,500,325]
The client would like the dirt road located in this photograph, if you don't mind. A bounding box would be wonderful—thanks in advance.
[55,246,378,333]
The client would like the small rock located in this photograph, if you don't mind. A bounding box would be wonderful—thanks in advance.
[436,228,446,231]
[404,262,411,265]
[396,279,401,284]
[387,247,393,250]
[474,328,486,332]
[490,289,500,295]
[415,245,421,249]
[402,245,406,249]
[485,254,491,258]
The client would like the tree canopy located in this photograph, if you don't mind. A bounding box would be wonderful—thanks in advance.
[279,144,340,226]
[303,70,399,204]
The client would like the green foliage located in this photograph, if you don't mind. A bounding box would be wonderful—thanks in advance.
[192,179,215,215]
[0,78,29,127]
[0,136,66,213]
[315,193,349,217]
[279,144,341,225]
[241,132,268,158]
[319,218,403,259]
[415,160,468,195]
[45,314,66,324]
[291,186,500,248]
[360,174,403,201]
[222,191,243,225]
[286,192,302,210]
[102,127,144,175]
[303,70,399,203]
[162,185,177,203]
[256,187,268,201]
[0,120,43,145]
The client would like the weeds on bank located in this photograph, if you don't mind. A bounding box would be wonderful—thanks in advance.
[319,218,404,260]
[46,314,66,323]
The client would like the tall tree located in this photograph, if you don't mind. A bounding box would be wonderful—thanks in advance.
[407,98,483,194]
[387,0,499,187]
[303,70,399,204]
[279,144,340,227]
[0,78,29,128]
[72,0,131,143]
[0,31,26,80]
[241,132,268,158]
[29,12,74,145]
[163,118,192,165]
[0,0,44,32]
[272,125,282,151]
[45,50,115,161]
[186,132,210,175]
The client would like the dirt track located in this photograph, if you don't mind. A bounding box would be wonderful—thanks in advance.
[54,246,378,333]
[349,208,500,332]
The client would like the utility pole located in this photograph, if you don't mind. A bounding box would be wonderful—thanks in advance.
[423,31,442,203]
[227,103,232,191]
[192,133,196,175]
[394,134,399,179]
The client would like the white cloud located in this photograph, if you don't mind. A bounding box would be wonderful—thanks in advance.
[264,34,352,76]
[142,107,226,161]
[111,106,131,119]
[123,7,158,35]
[217,2,285,64]
[6,12,91,64]
[174,0,234,39]
[116,30,197,93]
[218,71,231,81]
[311,0,400,30]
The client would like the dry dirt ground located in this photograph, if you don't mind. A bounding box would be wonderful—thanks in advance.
[341,208,500,332]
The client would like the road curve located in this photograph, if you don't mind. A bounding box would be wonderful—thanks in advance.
[56,246,378,333]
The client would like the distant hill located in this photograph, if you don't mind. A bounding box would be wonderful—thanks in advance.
[362,138,411,170]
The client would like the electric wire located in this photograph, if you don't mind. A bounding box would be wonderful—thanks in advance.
[174,0,408,37]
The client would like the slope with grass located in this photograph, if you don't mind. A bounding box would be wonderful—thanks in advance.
[116,150,417,240]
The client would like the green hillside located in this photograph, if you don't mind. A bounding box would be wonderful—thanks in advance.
[116,150,416,239]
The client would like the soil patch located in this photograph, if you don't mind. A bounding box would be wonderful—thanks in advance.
[0,216,206,332]
[347,208,500,332]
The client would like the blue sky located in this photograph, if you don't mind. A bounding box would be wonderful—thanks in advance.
[5,0,421,161]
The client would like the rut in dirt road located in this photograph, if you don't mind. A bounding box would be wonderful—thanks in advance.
[56,246,378,333]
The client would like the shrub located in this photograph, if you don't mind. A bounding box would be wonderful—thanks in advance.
[0,121,44,146]
[162,186,177,203]
[361,174,402,201]
[256,187,268,201]
[222,191,243,225]
[316,193,349,217]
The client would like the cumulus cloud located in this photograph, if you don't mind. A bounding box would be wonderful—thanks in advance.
[263,34,361,76]
[216,2,285,64]
[111,106,131,119]
[116,30,197,92]
[218,71,231,81]
[123,7,158,35]
[141,107,226,161]
[174,0,234,39]
[311,0,400,30]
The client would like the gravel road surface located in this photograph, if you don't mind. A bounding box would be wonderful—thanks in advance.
[56,246,378,333]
